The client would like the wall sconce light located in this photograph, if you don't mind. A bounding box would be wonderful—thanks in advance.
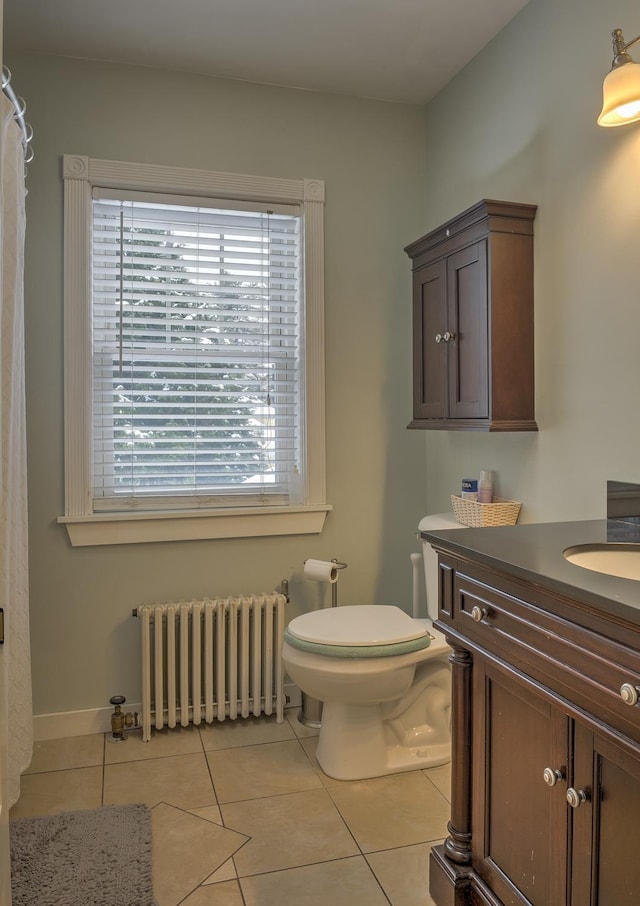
[598,28,640,126]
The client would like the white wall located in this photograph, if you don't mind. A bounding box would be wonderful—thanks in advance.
[6,53,427,721]
[421,0,640,522]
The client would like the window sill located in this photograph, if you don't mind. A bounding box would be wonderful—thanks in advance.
[58,505,332,547]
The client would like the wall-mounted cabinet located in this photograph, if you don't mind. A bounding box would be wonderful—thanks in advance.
[405,199,537,431]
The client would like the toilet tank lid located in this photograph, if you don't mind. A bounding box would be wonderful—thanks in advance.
[286,604,429,647]
[419,512,462,532]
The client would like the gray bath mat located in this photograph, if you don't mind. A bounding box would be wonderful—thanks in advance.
[10,803,153,906]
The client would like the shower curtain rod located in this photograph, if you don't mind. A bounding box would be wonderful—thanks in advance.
[2,66,34,165]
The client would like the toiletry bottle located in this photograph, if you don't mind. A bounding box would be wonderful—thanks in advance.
[461,479,478,501]
[478,470,493,504]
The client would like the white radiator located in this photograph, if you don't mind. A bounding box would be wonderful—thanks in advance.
[137,594,286,742]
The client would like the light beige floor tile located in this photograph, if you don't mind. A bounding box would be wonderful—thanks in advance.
[240,856,390,906]
[285,708,321,739]
[190,804,223,825]
[104,752,216,810]
[105,724,203,764]
[222,788,359,876]
[203,859,237,884]
[181,880,244,905]
[423,763,451,803]
[328,771,450,853]
[367,842,440,906]
[298,735,321,767]
[199,714,295,751]
[9,766,103,818]
[207,740,323,803]
[25,730,449,906]
[25,734,104,774]
[152,802,248,906]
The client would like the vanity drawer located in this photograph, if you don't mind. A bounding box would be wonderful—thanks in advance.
[453,569,640,744]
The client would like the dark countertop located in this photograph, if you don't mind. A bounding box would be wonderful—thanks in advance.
[421,519,640,627]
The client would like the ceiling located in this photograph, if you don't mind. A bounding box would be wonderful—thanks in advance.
[3,0,529,105]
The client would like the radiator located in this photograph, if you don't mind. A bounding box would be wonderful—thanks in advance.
[137,594,286,742]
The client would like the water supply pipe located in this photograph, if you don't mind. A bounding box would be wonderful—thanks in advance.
[410,552,422,619]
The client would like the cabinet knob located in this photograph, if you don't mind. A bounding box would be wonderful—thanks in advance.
[443,331,455,342]
[543,767,564,787]
[435,333,443,344]
[470,605,488,623]
[566,787,589,809]
[620,683,640,706]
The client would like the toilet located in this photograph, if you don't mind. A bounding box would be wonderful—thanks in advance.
[282,513,464,780]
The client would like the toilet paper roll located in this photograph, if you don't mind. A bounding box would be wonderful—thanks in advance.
[303,558,339,583]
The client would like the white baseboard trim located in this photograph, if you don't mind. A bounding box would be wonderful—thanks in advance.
[33,704,142,741]
[34,683,302,740]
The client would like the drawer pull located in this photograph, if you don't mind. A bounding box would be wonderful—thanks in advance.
[470,605,488,623]
[566,787,589,809]
[543,767,564,787]
[620,683,640,706]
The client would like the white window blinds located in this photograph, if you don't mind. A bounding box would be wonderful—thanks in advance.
[91,190,303,511]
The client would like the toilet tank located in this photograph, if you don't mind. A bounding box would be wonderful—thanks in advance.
[418,513,465,621]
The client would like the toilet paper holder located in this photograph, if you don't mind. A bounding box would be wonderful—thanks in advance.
[331,560,347,607]
[328,559,347,607]
[303,557,348,607]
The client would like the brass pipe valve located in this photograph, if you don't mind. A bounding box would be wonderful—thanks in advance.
[109,695,139,743]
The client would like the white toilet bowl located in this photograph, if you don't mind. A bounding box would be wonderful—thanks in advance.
[282,605,451,780]
[282,513,463,781]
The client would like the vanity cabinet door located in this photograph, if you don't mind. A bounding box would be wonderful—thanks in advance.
[570,724,640,905]
[472,660,568,906]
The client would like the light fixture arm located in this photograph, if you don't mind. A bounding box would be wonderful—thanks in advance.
[612,28,640,68]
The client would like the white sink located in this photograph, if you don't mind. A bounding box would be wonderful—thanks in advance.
[563,543,640,581]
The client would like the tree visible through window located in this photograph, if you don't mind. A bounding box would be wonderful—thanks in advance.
[92,194,301,510]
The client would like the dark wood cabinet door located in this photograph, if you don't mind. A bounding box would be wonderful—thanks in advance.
[571,725,640,906]
[413,260,447,419]
[447,241,488,419]
[473,661,568,906]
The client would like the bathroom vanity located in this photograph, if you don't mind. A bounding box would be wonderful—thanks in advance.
[420,519,640,906]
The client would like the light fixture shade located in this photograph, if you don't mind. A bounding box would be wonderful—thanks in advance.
[598,61,640,126]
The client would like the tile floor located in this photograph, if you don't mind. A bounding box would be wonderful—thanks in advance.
[11,710,450,905]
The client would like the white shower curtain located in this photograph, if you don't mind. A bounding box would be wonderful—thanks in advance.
[1,92,32,808]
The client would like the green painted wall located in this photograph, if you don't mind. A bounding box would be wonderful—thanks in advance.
[15,0,639,722]
[420,0,640,521]
[6,53,427,717]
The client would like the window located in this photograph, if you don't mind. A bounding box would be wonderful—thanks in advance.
[92,192,301,509]
[60,156,329,546]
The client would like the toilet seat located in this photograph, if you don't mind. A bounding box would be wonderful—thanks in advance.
[285,605,431,658]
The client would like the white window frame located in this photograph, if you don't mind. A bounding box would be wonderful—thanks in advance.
[58,155,330,546]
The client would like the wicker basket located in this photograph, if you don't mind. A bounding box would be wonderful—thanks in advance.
[450,495,521,528]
